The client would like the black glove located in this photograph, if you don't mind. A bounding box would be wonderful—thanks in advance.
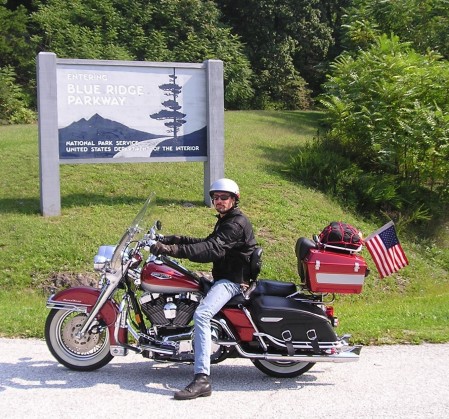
[158,235,182,245]
[151,242,179,257]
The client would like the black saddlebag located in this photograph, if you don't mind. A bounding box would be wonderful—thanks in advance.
[251,295,337,345]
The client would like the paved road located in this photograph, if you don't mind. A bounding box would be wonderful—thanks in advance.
[0,338,448,418]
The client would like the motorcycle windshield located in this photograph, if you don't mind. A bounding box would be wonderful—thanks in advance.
[110,192,156,272]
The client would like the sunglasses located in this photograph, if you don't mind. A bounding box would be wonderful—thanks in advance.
[212,194,232,201]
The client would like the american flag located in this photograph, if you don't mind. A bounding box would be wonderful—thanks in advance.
[364,221,409,279]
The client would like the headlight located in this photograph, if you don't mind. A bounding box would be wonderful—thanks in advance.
[93,245,116,271]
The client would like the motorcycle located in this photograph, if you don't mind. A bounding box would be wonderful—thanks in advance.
[45,192,368,378]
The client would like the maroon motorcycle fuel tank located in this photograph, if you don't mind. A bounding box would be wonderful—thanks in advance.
[141,260,200,293]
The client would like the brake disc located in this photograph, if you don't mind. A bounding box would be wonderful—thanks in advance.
[61,314,100,353]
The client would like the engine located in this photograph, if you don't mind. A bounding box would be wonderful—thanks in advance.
[140,292,229,363]
[140,292,200,327]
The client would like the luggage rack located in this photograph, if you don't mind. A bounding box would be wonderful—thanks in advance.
[313,235,363,254]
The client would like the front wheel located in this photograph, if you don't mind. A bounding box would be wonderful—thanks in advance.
[251,359,315,378]
[45,309,113,371]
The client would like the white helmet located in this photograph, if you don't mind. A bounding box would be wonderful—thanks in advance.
[209,178,240,199]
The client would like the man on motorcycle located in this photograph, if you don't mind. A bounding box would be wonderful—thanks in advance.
[151,178,256,400]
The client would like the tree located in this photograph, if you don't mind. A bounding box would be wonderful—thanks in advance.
[342,0,449,59]
[217,0,336,108]
[31,0,253,108]
[0,2,36,100]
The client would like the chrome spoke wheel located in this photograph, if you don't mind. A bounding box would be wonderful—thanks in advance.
[45,309,113,371]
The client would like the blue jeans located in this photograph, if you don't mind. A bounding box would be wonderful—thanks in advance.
[193,279,241,375]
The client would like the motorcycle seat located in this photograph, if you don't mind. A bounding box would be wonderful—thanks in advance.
[253,279,297,297]
[223,279,297,308]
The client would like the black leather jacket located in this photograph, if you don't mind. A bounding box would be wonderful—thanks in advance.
[175,207,256,284]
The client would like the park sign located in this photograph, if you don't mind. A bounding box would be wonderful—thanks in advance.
[37,52,224,216]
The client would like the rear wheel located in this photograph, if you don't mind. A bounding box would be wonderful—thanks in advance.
[252,359,315,378]
[45,309,113,371]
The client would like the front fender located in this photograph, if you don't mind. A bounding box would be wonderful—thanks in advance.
[46,286,123,345]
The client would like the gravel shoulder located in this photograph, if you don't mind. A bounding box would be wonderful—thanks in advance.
[1,338,448,418]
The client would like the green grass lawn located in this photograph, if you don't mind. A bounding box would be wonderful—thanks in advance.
[1,111,448,343]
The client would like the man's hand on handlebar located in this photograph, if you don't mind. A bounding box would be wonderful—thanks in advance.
[150,242,179,257]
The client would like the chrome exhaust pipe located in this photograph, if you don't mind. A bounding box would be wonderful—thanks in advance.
[233,344,361,363]
[139,344,175,355]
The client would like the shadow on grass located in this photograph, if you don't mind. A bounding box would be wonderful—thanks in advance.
[257,144,301,167]
[252,111,324,176]
[0,194,206,216]
[246,110,325,138]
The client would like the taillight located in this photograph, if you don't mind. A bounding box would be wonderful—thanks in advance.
[325,305,339,327]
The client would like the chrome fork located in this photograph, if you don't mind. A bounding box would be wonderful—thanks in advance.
[77,262,130,337]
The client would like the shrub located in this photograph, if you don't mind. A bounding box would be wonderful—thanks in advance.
[289,137,434,225]
[0,66,36,125]
[313,34,449,219]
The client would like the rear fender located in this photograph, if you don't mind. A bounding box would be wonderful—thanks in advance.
[46,286,123,345]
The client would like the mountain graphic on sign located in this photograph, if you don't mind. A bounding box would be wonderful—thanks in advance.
[59,113,163,142]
